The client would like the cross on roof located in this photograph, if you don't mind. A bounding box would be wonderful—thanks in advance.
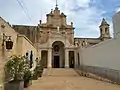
[56,0,58,7]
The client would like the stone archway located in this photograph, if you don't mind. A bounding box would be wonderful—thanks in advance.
[52,41,65,68]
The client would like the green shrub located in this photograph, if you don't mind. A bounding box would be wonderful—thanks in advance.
[4,55,30,82]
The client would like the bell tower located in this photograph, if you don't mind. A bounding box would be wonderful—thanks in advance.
[99,18,111,40]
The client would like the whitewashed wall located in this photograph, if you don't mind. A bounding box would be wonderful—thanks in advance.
[80,36,120,71]
[113,11,120,38]
[80,12,120,71]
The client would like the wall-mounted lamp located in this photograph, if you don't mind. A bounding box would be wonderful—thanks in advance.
[1,24,13,50]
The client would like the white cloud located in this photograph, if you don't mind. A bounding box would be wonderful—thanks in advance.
[115,7,120,13]
[0,0,107,38]
[57,0,105,37]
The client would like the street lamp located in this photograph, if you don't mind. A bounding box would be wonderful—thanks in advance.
[1,24,13,50]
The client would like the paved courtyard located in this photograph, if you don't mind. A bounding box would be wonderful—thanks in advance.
[25,68,120,90]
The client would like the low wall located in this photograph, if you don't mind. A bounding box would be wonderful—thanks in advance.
[77,35,120,84]
[78,65,120,84]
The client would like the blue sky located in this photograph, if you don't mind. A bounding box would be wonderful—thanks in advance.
[0,0,120,38]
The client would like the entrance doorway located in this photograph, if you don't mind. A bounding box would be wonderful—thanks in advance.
[53,56,60,68]
[52,41,65,68]
[41,50,48,68]
[69,51,74,68]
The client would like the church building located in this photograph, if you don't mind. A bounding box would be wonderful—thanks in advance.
[12,5,111,68]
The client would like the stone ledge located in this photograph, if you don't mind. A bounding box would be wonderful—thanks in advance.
[75,69,117,84]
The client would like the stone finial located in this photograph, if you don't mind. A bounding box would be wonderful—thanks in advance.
[39,20,42,24]
[61,12,64,16]
[75,40,78,47]
[55,6,58,10]
[71,22,73,26]
[100,18,109,27]
[55,0,58,10]
[51,9,53,14]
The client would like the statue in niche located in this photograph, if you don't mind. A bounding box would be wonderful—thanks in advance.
[75,40,78,47]
[82,40,87,48]
[82,40,85,47]
[54,45,59,52]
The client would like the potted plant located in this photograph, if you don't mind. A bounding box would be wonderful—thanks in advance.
[32,58,40,80]
[37,60,44,77]
[32,59,44,79]
[4,55,31,90]
[32,67,38,80]
[23,70,32,88]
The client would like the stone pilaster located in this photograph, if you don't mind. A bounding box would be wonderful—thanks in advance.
[74,51,77,68]
[47,49,52,68]
[65,49,69,68]
[39,49,41,60]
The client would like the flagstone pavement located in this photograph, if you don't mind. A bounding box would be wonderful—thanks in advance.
[24,68,120,90]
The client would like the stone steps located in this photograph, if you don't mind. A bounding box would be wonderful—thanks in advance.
[43,68,79,77]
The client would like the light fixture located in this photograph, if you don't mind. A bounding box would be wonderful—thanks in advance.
[1,24,13,50]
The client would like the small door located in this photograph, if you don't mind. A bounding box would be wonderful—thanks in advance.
[69,51,74,68]
[54,56,60,68]
[41,51,48,68]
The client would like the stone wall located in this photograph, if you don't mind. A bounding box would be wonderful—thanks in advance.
[12,25,37,43]
[78,65,120,84]
[78,28,120,84]
[0,17,18,90]
[80,36,120,71]
[0,17,38,90]
[17,34,37,60]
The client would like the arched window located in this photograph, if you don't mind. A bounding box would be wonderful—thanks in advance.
[100,28,102,34]
[105,28,109,34]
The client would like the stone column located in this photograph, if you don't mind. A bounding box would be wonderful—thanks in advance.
[39,49,41,60]
[47,49,52,68]
[65,49,69,68]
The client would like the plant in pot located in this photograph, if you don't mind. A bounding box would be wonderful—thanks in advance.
[32,58,40,80]
[32,59,44,79]
[37,60,44,77]
[23,69,32,88]
[32,67,38,80]
[4,55,30,90]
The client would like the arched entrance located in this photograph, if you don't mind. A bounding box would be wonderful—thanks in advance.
[52,41,65,68]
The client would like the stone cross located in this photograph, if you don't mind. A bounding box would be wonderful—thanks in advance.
[56,0,58,7]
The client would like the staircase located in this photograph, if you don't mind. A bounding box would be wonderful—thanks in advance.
[43,68,79,77]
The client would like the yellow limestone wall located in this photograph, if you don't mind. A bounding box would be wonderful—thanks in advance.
[0,17,38,90]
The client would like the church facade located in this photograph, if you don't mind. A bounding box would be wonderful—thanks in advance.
[12,6,111,68]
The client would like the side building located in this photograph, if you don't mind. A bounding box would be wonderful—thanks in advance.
[74,18,111,48]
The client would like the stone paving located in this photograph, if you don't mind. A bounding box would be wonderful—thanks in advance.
[25,68,120,90]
